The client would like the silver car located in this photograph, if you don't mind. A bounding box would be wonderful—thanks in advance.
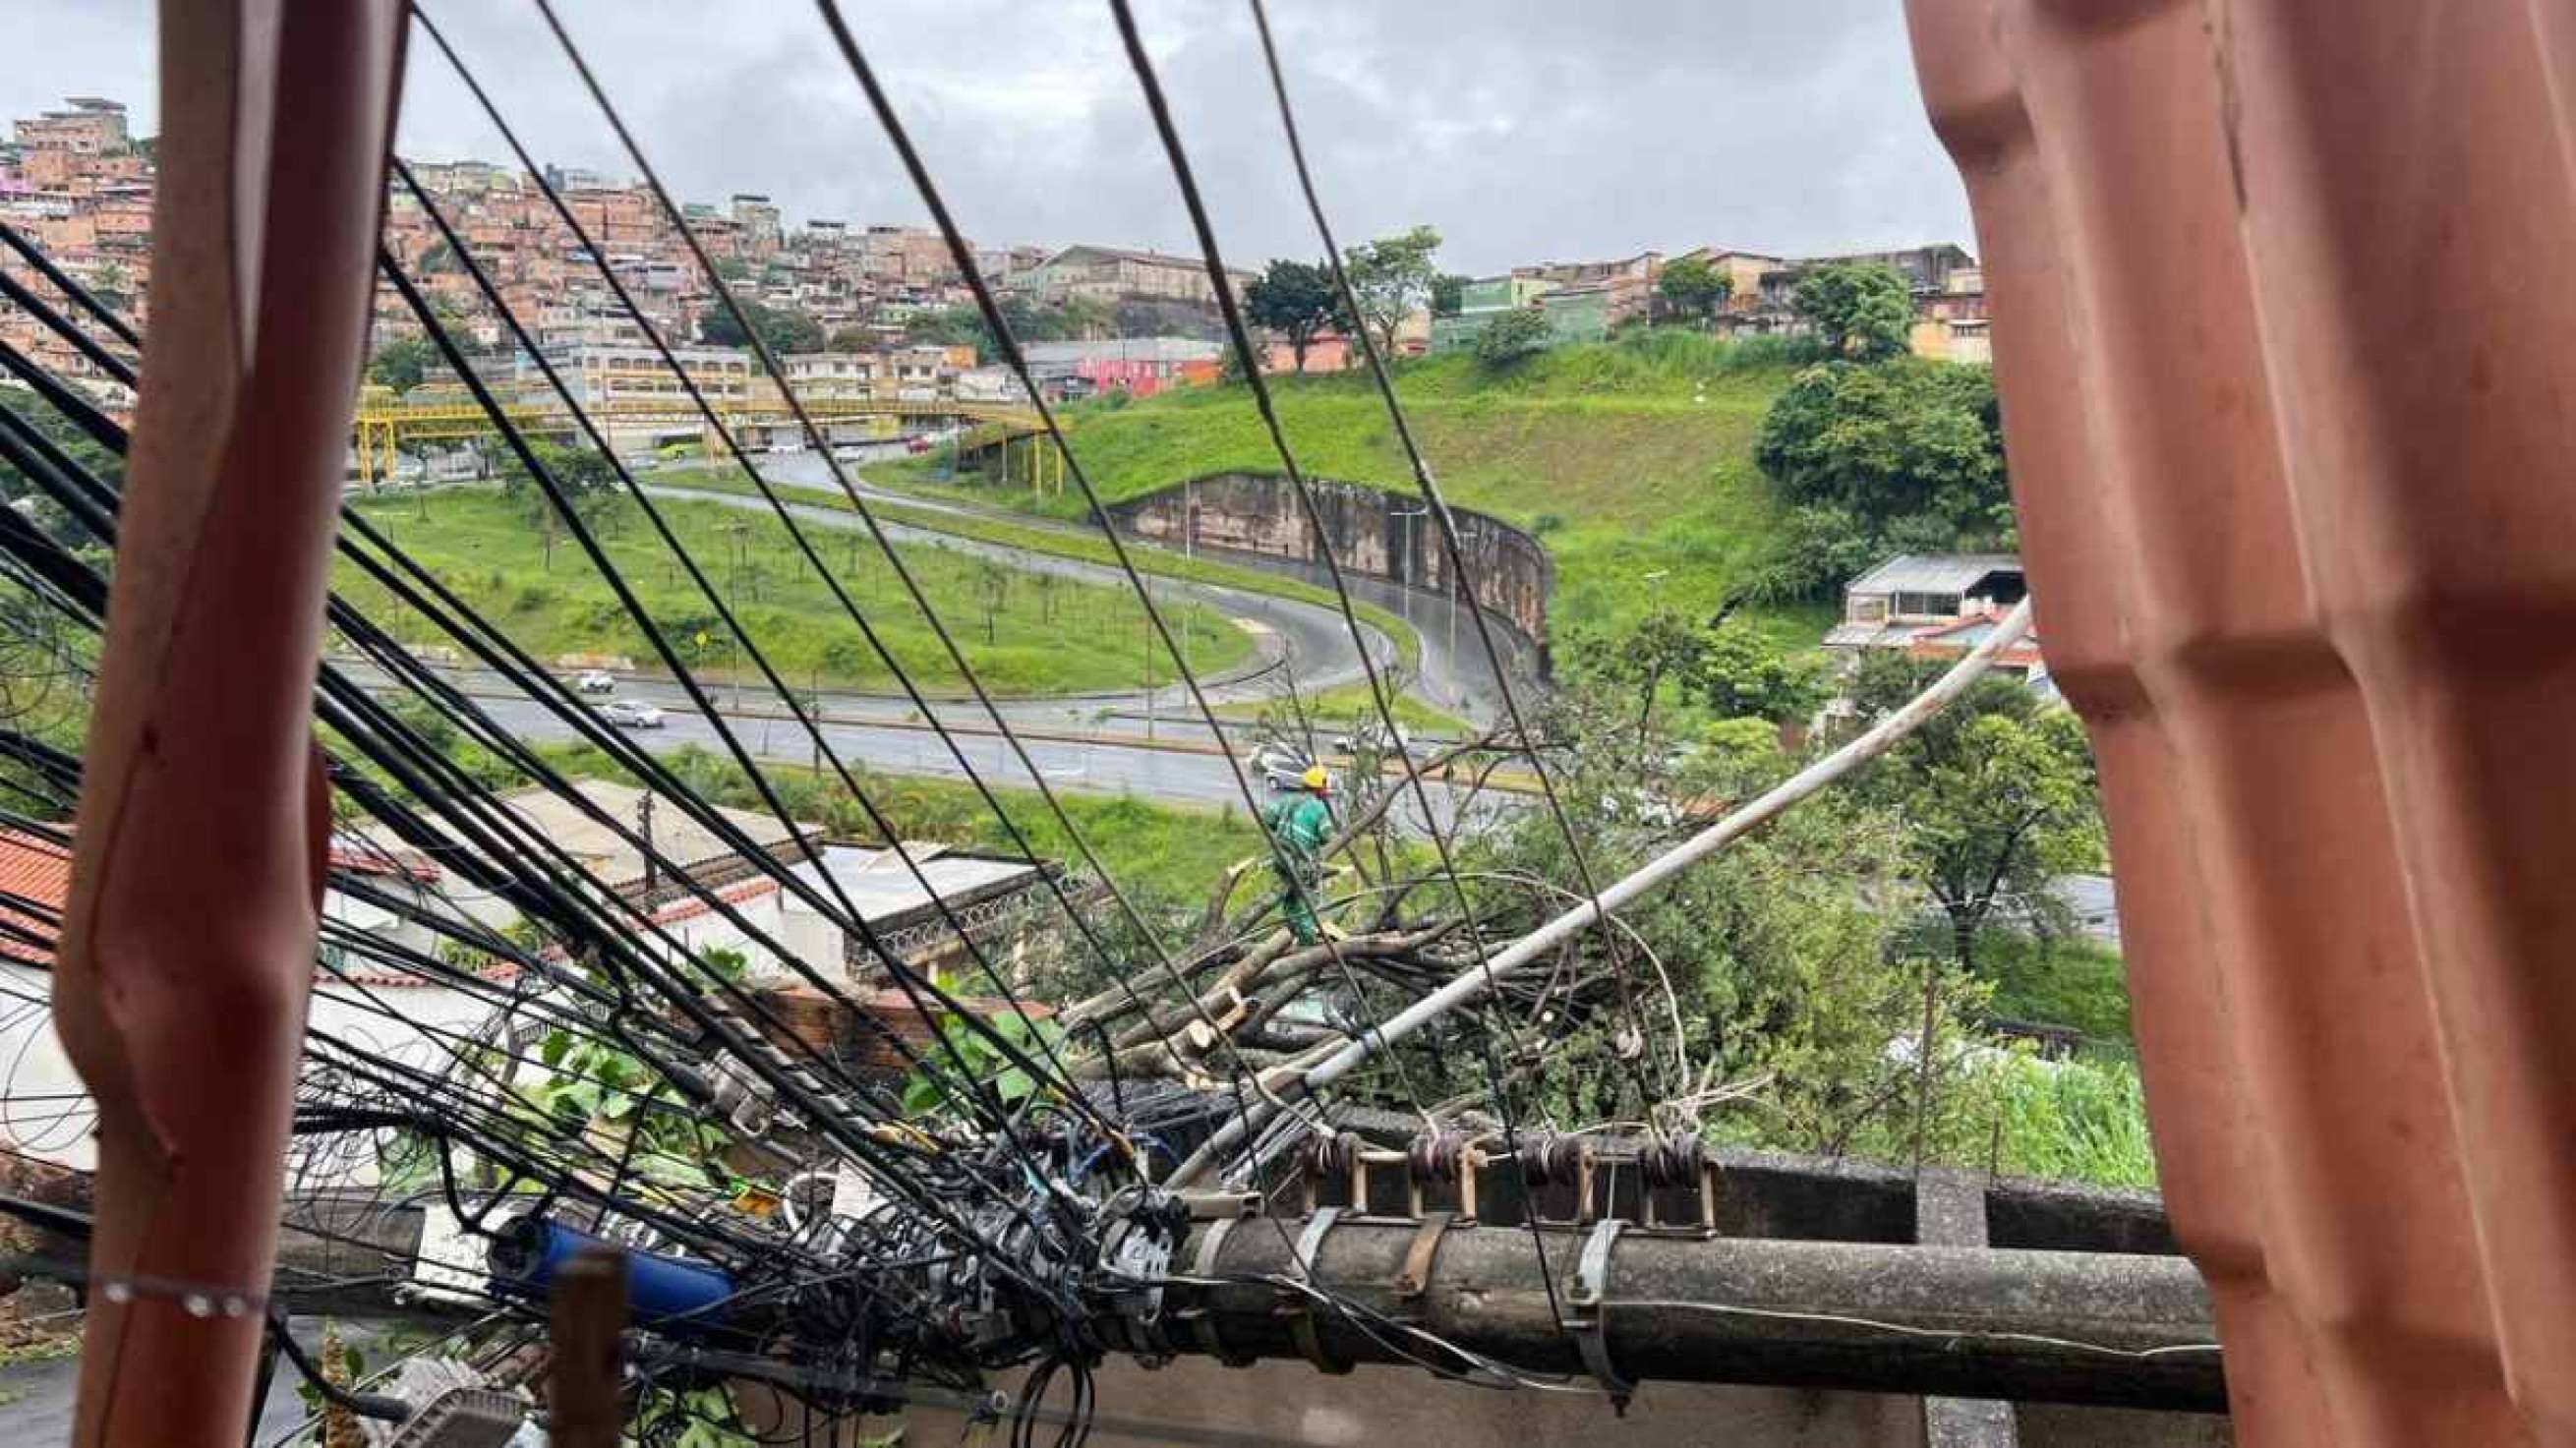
[602,700,665,729]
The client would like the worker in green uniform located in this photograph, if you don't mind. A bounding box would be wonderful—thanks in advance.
[1261,764,1335,946]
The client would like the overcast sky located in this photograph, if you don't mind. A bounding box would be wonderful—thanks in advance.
[5,1,1971,275]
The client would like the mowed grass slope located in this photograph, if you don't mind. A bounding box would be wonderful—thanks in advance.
[903,332,1822,642]
[339,490,1254,696]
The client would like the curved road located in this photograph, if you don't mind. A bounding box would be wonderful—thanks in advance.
[345,456,1519,820]
[639,480,1402,736]
[752,454,1520,726]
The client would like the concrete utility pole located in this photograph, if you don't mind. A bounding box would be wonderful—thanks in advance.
[53,6,404,1445]
[1148,1218,2224,1413]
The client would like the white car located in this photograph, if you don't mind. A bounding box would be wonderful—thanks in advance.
[1333,723,1414,757]
[602,700,665,729]
[574,669,615,695]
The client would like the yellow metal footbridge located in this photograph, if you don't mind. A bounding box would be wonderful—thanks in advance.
[350,391,1068,492]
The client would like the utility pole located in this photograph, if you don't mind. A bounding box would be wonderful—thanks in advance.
[639,790,657,903]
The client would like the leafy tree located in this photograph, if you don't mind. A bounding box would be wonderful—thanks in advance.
[369,336,436,393]
[826,323,881,353]
[1470,306,1552,368]
[1244,260,1337,373]
[1337,225,1440,357]
[1690,620,1826,724]
[1430,272,1469,318]
[89,261,133,313]
[1604,609,1706,731]
[901,305,988,355]
[1656,257,1729,325]
[695,299,823,355]
[1758,360,2005,533]
[1849,652,2102,976]
[1791,262,1914,361]
[500,441,621,568]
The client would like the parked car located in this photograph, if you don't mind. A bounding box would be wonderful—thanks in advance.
[574,669,615,695]
[602,700,666,729]
[1333,723,1414,758]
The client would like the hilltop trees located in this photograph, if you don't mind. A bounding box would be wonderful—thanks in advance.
[1470,306,1552,369]
[1791,262,1914,361]
[1338,225,1441,357]
[369,336,437,393]
[1244,260,1337,373]
[1752,358,2009,601]
[1656,256,1730,326]
[696,299,823,355]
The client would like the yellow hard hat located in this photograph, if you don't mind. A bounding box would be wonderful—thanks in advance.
[1301,765,1330,791]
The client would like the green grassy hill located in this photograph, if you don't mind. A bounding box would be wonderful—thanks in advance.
[902,331,1825,644]
[339,491,1255,696]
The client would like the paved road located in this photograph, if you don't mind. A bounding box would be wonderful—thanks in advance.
[753,455,1521,726]
[640,480,1403,729]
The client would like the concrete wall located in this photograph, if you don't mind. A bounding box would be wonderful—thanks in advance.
[866,1358,2233,1447]
[1110,472,1553,666]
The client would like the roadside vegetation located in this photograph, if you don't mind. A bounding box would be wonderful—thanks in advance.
[885,329,1813,643]
[646,464,1425,673]
[337,488,1255,698]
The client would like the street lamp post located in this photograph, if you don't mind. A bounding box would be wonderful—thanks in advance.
[1389,503,1429,631]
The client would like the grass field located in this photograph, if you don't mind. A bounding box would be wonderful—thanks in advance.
[649,465,1425,673]
[886,331,1818,642]
[340,490,1254,697]
[585,740,1267,911]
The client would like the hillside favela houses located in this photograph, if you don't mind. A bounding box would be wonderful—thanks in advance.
[1432,242,1990,362]
[3,89,1997,438]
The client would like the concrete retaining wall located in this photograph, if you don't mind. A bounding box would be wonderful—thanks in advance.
[1109,472,1553,661]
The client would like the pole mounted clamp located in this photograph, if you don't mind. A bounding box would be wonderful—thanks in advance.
[1563,1217,1635,1414]
[1181,1214,1256,1368]
[1277,1206,1355,1374]
[1395,1210,1456,1302]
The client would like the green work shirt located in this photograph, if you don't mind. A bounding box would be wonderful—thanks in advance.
[1261,792,1332,866]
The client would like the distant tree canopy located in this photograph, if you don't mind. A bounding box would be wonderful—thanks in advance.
[1470,306,1552,369]
[696,299,823,355]
[1337,225,1440,357]
[1656,257,1729,324]
[1596,610,1825,727]
[1751,359,2009,602]
[1430,272,1470,318]
[1791,262,1914,361]
[1244,260,1337,373]
[900,306,987,354]
[887,297,1115,363]
[369,336,437,393]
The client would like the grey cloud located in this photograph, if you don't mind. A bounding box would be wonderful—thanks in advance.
[4,0,1970,273]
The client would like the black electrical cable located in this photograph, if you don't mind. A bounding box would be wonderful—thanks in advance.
[1104,0,1585,1332]
[1241,0,1667,1103]
[382,158,1105,1142]
[800,0,1429,1137]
